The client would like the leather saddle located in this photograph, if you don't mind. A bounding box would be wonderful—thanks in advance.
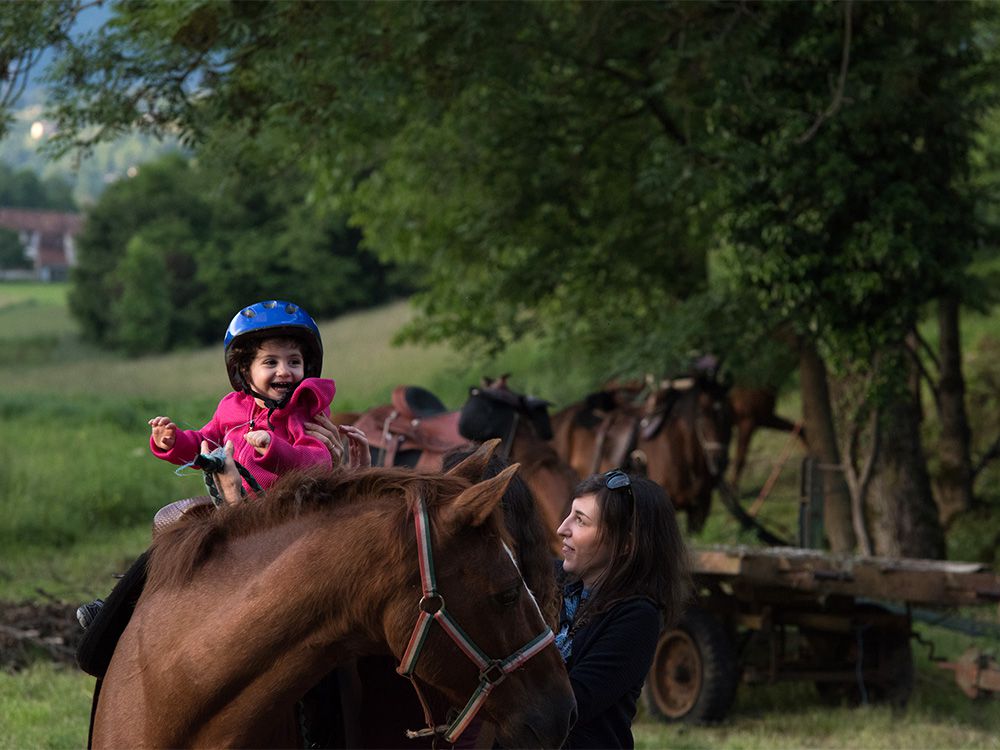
[353,386,469,469]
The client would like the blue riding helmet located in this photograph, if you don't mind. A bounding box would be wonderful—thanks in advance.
[224,300,323,392]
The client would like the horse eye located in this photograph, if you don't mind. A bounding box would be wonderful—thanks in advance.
[493,587,521,608]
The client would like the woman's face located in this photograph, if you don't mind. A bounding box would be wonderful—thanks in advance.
[557,493,612,589]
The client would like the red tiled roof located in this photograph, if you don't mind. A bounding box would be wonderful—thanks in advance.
[0,207,82,235]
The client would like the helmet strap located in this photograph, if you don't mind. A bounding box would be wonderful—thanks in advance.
[240,375,302,429]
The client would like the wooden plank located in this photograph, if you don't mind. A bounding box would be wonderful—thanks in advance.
[691,545,1000,608]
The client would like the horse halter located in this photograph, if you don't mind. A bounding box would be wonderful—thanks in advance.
[396,496,555,744]
[694,391,728,479]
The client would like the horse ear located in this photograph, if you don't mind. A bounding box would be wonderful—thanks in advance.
[445,438,501,482]
[444,463,520,529]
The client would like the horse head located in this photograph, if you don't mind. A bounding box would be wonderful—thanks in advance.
[382,439,576,747]
[693,373,734,479]
[640,373,732,480]
[459,376,554,444]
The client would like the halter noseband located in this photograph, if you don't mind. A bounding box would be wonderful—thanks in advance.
[396,496,555,744]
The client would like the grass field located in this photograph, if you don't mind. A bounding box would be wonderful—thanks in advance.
[3,281,1000,749]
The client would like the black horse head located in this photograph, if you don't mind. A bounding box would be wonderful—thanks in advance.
[459,379,553,444]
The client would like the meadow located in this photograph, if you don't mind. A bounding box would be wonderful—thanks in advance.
[2,282,1000,749]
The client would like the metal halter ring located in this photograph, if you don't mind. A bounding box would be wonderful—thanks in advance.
[419,593,445,614]
[480,660,507,686]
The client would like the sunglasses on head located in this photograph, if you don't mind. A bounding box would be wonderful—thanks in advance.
[603,469,634,503]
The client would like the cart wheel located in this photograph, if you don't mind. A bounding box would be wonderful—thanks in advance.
[645,606,738,723]
[811,603,914,709]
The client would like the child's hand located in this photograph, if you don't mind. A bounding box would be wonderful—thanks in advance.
[149,416,177,451]
[245,430,271,455]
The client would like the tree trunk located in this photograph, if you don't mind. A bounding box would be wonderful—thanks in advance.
[867,346,946,560]
[799,343,855,553]
[933,296,973,526]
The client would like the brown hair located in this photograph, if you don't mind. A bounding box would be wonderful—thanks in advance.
[227,335,304,389]
[566,473,691,630]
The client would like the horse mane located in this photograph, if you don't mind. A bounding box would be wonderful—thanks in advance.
[146,465,482,594]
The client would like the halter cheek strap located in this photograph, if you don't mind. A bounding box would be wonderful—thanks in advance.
[396,497,555,744]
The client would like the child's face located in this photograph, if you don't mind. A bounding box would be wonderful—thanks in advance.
[246,339,305,403]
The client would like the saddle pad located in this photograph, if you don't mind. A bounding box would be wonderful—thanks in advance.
[76,550,149,679]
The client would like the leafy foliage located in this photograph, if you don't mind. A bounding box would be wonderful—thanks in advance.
[715,1,997,370]
[18,3,997,392]
[0,162,75,210]
[0,0,81,137]
[69,152,405,354]
[0,227,30,270]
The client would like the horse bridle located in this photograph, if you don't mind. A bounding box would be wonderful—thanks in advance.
[694,393,728,479]
[641,385,728,479]
[396,496,555,744]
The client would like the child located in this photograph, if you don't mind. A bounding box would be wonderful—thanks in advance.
[75,301,345,634]
[149,299,336,494]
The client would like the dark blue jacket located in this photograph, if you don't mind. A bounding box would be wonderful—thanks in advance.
[563,595,661,749]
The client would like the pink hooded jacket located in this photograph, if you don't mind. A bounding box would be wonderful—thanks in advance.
[150,377,336,492]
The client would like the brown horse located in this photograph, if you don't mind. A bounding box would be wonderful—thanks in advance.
[90,441,575,749]
[551,375,732,533]
[458,375,580,549]
[355,447,563,750]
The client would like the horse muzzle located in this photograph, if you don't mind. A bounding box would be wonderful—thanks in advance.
[494,687,577,749]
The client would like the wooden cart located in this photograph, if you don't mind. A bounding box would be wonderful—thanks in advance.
[645,544,1000,722]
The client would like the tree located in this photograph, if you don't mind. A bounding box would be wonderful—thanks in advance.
[0,163,76,210]
[69,153,211,348]
[39,2,999,555]
[69,150,405,354]
[713,1,996,557]
[0,227,29,269]
[0,1,88,138]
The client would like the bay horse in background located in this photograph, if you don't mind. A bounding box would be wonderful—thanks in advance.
[551,375,732,533]
[90,441,575,749]
[459,375,580,550]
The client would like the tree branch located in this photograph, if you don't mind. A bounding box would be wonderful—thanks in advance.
[905,331,941,409]
[796,0,853,144]
[971,432,1000,482]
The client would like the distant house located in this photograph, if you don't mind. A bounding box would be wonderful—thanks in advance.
[0,207,83,281]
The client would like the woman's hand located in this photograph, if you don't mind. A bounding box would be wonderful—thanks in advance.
[306,412,371,469]
[338,423,372,469]
[203,440,244,506]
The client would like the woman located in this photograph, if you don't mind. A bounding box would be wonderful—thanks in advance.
[556,469,690,749]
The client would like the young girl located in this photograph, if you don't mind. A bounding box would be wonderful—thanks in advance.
[555,470,691,749]
[76,301,358,633]
[149,299,336,494]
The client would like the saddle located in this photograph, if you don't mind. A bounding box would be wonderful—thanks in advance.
[577,378,692,473]
[353,386,469,469]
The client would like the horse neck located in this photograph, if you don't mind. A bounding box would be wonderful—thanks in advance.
[224,504,407,650]
[134,505,410,746]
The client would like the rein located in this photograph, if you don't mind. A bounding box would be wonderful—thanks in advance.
[397,496,554,744]
[192,446,262,507]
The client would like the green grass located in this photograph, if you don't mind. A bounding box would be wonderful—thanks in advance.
[0,662,94,750]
